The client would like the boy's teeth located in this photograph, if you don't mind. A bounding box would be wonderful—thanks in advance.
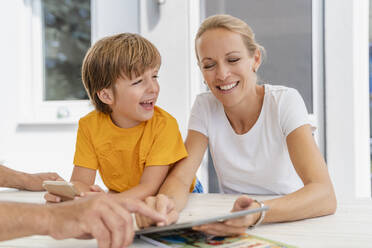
[219,82,237,90]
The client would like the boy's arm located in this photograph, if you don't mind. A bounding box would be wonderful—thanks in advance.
[112,165,170,201]
[158,130,208,211]
[136,130,208,228]
[70,165,97,192]
[0,165,63,191]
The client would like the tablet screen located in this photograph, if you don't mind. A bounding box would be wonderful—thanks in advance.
[136,206,269,235]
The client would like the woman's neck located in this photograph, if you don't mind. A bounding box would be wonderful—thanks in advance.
[224,84,265,134]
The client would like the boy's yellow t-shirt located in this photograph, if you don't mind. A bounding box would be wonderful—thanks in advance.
[73,106,193,193]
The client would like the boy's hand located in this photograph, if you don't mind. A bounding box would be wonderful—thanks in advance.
[44,184,104,203]
[192,195,256,236]
[44,192,64,203]
[76,185,106,199]
[135,194,179,228]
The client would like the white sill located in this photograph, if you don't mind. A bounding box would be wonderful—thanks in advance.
[17,119,79,126]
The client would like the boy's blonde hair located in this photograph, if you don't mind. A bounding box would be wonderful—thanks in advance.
[195,14,265,61]
[82,33,161,114]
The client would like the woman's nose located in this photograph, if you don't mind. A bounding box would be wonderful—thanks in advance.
[216,64,230,81]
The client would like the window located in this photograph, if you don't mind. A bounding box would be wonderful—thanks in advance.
[19,0,93,124]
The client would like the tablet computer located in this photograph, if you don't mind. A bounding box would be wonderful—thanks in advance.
[135,205,269,235]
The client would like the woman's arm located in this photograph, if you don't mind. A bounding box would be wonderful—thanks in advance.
[262,124,337,222]
[195,124,337,235]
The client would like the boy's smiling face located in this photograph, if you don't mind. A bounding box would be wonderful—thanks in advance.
[98,67,160,128]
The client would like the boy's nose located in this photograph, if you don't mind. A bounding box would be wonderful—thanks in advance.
[148,80,160,94]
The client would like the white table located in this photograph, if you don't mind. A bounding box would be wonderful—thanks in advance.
[0,190,371,247]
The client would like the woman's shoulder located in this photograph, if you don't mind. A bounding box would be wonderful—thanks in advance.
[264,83,298,94]
[194,91,221,110]
[264,84,302,105]
[196,91,216,101]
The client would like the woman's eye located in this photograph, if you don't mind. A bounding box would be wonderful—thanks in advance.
[228,58,240,63]
[203,63,215,69]
[152,75,159,79]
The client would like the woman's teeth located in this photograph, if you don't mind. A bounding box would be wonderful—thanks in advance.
[218,82,238,91]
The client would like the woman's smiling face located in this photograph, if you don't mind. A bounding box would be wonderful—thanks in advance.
[196,28,260,108]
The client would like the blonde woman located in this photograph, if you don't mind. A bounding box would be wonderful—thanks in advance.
[137,14,336,236]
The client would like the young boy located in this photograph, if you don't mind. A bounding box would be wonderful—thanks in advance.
[46,33,196,202]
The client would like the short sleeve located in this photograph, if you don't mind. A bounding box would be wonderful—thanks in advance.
[188,94,209,137]
[279,88,311,137]
[145,116,188,167]
[73,119,99,170]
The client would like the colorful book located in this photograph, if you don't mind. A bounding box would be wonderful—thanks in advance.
[139,228,296,248]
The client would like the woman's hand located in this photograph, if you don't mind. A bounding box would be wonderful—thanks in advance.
[193,195,260,236]
[135,194,179,228]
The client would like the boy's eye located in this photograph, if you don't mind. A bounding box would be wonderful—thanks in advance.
[132,79,142,85]
[228,58,240,63]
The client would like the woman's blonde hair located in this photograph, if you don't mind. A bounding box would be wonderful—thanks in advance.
[82,33,161,114]
[195,14,265,61]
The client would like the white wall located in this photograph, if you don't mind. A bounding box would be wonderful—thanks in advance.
[325,0,371,199]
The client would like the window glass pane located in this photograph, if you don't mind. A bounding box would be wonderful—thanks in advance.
[42,0,90,101]
[202,0,313,113]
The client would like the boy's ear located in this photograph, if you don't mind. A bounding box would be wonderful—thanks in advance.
[97,88,114,105]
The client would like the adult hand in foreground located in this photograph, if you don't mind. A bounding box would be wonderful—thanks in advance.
[47,194,166,248]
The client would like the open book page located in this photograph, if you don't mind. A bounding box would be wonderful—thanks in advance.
[140,228,296,248]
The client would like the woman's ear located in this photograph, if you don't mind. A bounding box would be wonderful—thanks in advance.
[97,88,114,105]
[253,49,262,72]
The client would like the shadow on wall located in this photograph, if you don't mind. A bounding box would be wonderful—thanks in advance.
[146,0,161,31]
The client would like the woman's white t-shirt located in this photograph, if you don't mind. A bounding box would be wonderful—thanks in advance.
[188,84,310,195]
